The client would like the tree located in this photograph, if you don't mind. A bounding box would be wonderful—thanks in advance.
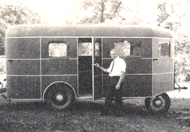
[0,3,44,55]
[157,2,171,26]
[66,0,123,25]
[158,0,190,82]
[66,0,160,25]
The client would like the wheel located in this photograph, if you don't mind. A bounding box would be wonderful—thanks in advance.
[145,93,171,113]
[46,85,75,110]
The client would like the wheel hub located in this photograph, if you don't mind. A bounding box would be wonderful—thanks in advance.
[56,94,64,102]
[154,100,162,106]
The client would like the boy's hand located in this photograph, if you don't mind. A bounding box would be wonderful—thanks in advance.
[94,63,100,68]
[116,84,120,90]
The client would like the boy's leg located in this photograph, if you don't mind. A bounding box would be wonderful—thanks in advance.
[114,83,125,115]
[102,85,115,115]
[115,82,123,105]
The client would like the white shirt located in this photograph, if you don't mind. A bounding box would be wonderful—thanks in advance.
[107,57,126,77]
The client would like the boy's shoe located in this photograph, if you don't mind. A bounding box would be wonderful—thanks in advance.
[116,103,126,112]
[114,109,125,117]
[100,110,116,116]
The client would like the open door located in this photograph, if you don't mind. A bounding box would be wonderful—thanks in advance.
[93,38,103,100]
[78,38,93,97]
[77,38,103,99]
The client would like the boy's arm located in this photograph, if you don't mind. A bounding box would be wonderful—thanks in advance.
[116,71,125,90]
[94,63,109,73]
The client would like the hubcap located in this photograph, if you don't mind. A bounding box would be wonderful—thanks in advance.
[56,94,64,102]
[155,100,162,106]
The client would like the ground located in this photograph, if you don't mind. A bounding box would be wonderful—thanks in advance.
[0,96,190,132]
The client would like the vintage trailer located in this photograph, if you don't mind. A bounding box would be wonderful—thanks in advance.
[5,25,174,113]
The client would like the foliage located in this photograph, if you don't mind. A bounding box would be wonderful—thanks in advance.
[0,3,44,55]
[67,0,158,25]
[66,0,124,25]
[159,0,190,82]
[0,4,42,35]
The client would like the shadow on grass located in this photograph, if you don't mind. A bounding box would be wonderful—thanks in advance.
[0,100,175,118]
[0,101,48,111]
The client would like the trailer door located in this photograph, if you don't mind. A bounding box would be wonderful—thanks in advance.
[152,39,174,95]
[78,38,93,97]
[93,38,103,100]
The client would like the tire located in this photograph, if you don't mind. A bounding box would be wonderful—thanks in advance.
[46,84,75,110]
[145,93,171,113]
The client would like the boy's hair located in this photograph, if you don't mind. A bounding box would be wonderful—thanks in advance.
[110,49,119,56]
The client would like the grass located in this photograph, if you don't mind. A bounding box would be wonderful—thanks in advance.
[0,100,189,132]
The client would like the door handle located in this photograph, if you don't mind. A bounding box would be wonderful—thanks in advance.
[8,59,13,62]
[153,58,158,61]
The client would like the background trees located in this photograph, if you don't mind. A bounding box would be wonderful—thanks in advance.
[0,3,44,55]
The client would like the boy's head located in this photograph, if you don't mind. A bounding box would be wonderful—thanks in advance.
[110,49,118,59]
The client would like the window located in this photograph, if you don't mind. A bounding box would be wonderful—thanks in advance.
[78,42,92,56]
[114,40,141,57]
[78,42,99,56]
[49,43,67,57]
[159,41,170,57]
[130,41,141,57]
[95,42,99,56]
[114,41,130,57]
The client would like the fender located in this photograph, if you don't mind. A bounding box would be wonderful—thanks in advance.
[43,81,76,99]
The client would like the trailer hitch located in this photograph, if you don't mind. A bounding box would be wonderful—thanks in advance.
[174,81,188,92]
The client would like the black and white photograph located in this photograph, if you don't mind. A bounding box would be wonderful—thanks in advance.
[0,0,190,131]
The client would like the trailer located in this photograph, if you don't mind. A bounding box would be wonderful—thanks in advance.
[4,25,175,113]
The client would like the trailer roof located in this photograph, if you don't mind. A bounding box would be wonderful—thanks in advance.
[6,25,173,38]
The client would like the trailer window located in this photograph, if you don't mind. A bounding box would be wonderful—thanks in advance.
[95,42,99,56]
[114,40,130,57]
[49,43,67,57]
[114,40,141,57]
[78,42,92,56]
[131,41,141,57]
[159,41,170,57]
[78,42,99,56]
